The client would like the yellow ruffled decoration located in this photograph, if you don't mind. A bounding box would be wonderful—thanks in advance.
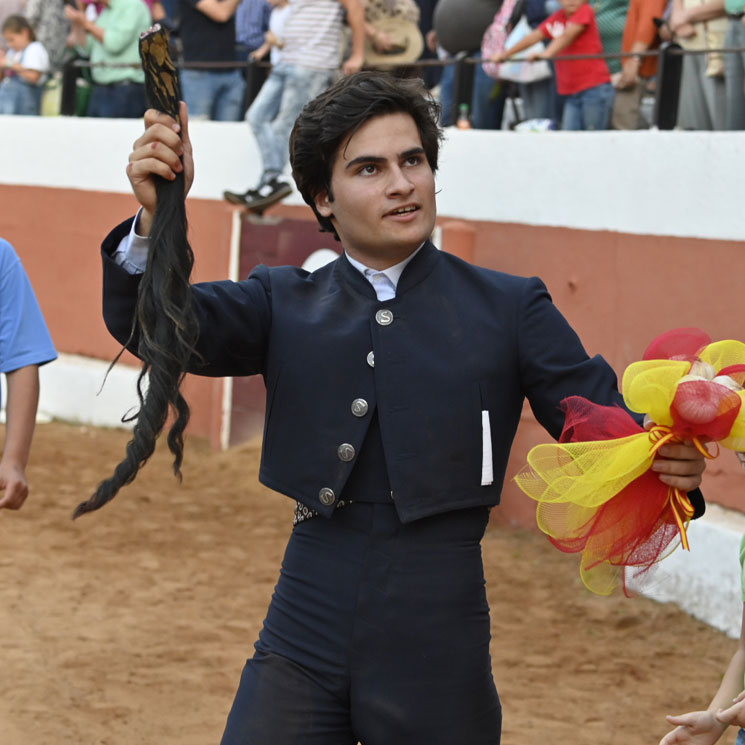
[621,359,690,424]
[699,340,745,372]
[514,333,745,596]
[517,434,652,508]
[722,390,745,451]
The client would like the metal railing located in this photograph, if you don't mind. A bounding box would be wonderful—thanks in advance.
[61,43,745,129]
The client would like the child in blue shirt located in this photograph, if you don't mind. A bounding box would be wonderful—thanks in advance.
[0,238,56,510]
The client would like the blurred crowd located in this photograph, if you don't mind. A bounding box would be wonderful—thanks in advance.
[0,0,743,130]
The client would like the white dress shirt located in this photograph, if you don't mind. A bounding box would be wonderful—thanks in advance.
[113,211,422,301]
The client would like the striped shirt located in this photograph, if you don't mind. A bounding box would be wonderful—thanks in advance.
[281,0,345,70]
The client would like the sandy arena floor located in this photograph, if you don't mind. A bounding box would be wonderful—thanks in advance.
[1,421,738,745]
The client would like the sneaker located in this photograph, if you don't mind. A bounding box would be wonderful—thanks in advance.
[223,188,260,206]
[243,179,293,211]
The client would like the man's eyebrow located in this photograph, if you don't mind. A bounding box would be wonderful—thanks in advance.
[344,147,426,170]
[401,146,425,159]
[345,155,385,170]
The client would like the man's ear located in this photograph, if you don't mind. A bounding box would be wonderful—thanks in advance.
[314,189,333,218]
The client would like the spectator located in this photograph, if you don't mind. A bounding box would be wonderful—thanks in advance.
[495,0,614,129]
[64,0,151,118]
[249,0,290,66]
[591,0,629,77]
[669,0,727,129]
[0,238,57,511]
[670,0,743,129]
[612,0,666,128]
[222,0,365,211]
[413,0,441,87]
[0,15,50,115]
[363,0,421,68]
[178,0,245,122]
[236,0,272,110]
[432,0,504,128]
[25,0,69,73]
[515,0,559,121]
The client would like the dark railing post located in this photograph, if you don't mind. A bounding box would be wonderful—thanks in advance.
[60,57,79,117]
[451,51,473,125]
[653,42,683,130]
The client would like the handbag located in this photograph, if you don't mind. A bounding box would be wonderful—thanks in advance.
[481,0,520,79]
[497,16,553,84]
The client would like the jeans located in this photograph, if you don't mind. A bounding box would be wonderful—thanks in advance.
[439,62,456,126]
[247,62,334,183]
[561,81,614,130]
[181,68,246,122]
[439,60,506,129]
[519,72,557,121]
[737,728,745,745]
[87,81,146,118]
[0,75,42,115]
[471,63,506,129]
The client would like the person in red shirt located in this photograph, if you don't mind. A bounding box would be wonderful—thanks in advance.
[492,0,614,129]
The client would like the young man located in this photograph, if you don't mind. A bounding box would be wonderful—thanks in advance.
[105,72,706,744]
[222,0,365,211]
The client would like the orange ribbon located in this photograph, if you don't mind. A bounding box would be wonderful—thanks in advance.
[647,425,716,551]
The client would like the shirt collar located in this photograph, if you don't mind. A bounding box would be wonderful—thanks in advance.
[345,243,424,291]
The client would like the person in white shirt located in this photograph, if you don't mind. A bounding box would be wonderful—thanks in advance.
[0,14,49,115]
[223,0,366,211]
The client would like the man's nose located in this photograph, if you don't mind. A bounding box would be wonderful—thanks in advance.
[386,166,415,195]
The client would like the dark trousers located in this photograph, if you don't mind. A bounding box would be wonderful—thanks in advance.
[221,502,502,745]
[87,81,146,118]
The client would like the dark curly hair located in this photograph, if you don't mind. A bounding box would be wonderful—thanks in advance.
[290,71,442,240]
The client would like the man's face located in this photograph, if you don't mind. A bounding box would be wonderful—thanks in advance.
[314,112,436,270]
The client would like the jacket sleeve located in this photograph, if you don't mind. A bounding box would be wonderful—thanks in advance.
[516,277,704,517]
[101,217,272,378]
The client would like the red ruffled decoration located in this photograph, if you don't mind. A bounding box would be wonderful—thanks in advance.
[546,397,688,596]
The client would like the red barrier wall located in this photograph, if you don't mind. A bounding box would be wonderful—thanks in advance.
[4,184,742,525]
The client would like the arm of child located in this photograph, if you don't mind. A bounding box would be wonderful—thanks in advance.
[539,22,585,59]
[0,365,40,510]
[8,63,43,85]
[659,604,745,744]
[717,692,745,729]
[492,27,546,63]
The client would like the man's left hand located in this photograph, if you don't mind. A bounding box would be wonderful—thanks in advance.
[651,441,706,492]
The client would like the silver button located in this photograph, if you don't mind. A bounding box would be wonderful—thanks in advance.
[351,398,369,417]
[337,443,356,462]
[375,309,393,326]
[367,351,375,367]
[318,487,336,506]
